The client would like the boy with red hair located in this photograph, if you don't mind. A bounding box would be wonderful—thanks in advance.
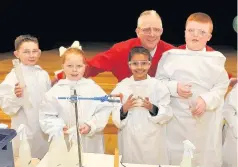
[155,12,230,167]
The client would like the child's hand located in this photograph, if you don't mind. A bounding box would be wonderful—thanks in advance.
[229,78,237,87]
[63,126,68,134]
[142,97,153,111]
[79,124,91,134]
[51,76,59,86]
[122,94,137,113]
[110,93,123,102]
[14,83,23,98]
[192,97,206,117]
[177,82,193,98]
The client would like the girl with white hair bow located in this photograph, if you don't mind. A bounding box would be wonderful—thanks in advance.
[39,41,118,153]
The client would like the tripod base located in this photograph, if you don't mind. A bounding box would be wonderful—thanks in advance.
[76,165,85,167]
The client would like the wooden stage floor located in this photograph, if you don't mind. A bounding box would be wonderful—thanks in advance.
[0,43,237,154]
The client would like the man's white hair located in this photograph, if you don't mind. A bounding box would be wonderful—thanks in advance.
[137,10,163,28]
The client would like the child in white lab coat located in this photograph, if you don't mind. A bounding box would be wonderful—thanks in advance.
[111,46,172,165]
[222,83,237,167]
[39,41,114,153]
[0,35,51,159]
[155,13,230,167]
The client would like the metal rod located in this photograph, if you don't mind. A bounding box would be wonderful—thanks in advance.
[73,89,83,167]
[58,95,120,103]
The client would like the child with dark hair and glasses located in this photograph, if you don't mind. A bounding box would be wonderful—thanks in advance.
[111,46,172,165]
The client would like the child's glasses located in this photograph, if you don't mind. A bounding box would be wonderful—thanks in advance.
[21,50,41,56]
[186,28,210,37]
[128,60,151,67]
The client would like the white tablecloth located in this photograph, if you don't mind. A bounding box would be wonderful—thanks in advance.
[122,164,178,167]
[14,158,40,167]
[36,153,179,167]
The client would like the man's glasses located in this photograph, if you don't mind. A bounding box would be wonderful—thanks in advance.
[139,27,162,35]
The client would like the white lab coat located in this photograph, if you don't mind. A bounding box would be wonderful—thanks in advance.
[111,75,173,165]
[0,64,51,159]
[39,78,114,153]
[222,84,237,167]
[155,49,230,167]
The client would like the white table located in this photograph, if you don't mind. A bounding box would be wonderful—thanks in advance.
[121,164,179,167]
[36,153,179,167]
[14,158,40,167]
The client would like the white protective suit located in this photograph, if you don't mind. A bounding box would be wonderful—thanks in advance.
[0,64,51,159]
[39,78,115,153]
[222,84,237,167]
[155,49,230,167]
[111,75,173,165]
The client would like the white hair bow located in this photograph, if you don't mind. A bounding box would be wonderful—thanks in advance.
[59,41,82,57]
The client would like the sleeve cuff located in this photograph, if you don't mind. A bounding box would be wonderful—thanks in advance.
[149,104,159,116]
[120,106,128,120]
[168,80,179,97]
[199,94,211,110]
[85,120,97,137]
